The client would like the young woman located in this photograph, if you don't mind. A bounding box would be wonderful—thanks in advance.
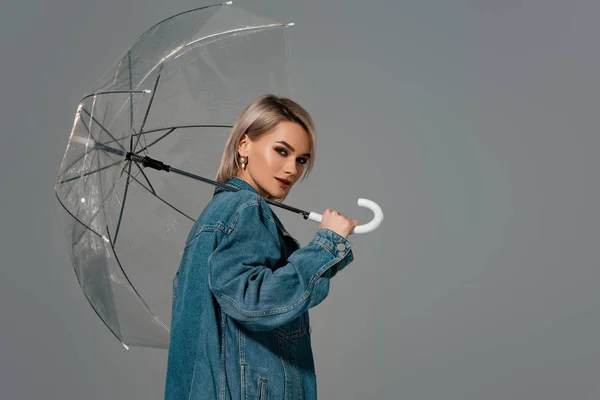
[165,94,359,400]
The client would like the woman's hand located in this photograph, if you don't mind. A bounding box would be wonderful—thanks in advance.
[318,209,360,239]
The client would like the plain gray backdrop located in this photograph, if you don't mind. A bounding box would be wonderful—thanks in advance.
[1,0,598,399]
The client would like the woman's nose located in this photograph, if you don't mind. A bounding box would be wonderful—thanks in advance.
[285,159,298,175]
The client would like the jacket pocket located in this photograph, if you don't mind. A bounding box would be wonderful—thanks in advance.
[242,365,269,400]
[258,378,268,400]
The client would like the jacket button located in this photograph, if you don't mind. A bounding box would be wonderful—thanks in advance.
[336,243,346,251]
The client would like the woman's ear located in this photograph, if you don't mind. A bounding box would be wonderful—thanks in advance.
[237,133,249,156]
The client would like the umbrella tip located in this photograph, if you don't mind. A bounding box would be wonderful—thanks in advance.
[286,22,295,27]
[122,342,130,350]
[224,1,233,5]
[143,89,152,94]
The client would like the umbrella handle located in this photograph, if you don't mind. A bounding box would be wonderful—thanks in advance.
[307,198,384,234]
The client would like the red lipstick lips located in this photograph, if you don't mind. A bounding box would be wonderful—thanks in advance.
[275,177,291,188]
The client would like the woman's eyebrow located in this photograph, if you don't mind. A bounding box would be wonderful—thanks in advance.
[275,141,311,157]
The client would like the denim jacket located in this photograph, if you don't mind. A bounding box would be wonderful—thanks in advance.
[165,177,354,400]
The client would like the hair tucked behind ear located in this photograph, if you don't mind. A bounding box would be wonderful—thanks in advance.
[215,94,316,202]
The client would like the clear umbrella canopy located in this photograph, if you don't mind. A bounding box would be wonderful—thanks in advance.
[54,2,295,349]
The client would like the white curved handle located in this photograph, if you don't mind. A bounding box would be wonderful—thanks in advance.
[307,198,384,234]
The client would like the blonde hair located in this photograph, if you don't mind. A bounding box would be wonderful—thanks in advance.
[215,94,316,202]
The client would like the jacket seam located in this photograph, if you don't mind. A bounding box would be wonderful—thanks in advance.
[185,225,223,249]
[184,198,266,249]
[312,236,337,257]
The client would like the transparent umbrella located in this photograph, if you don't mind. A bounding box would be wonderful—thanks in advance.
[54,1,383,350]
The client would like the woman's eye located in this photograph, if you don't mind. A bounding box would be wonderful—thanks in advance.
[276,148,307,164]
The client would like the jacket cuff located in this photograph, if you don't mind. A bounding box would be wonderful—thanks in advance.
[312,228,353,260]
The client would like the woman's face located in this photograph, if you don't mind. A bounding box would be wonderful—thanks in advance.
[236,120,311,199]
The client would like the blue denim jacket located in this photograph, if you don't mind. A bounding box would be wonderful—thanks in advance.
[164,177,354,400]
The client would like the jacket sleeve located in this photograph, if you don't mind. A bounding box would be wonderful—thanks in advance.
[208,202,354,331]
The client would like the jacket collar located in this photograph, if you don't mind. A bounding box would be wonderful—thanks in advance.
[213,176,260,196]
[214,177,297,241]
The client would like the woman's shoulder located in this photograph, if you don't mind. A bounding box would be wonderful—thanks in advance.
[199,189,268,231]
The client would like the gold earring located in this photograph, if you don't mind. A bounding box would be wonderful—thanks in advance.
[239,156,247,170]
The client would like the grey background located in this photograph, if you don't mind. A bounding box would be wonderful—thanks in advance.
[1,0,598,399]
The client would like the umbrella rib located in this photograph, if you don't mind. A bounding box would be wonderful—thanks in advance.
[126,170,195,222]
[112,160,133,245]
[93,124,232,149]
[61,150,157,249]
[99,95,113,144]
[131,160,156,195]
[74,0,227,104]
[144,124,233,135]
[135,127,175,155]
[137,23,291,93]
[85,124,232,160]
[80,90,151,103]
[62,113,97,204]
[59,160,122,184]
[69,152,194,227]
[59,112,123,205]
[141,2,224,36]
[128,50,134,151]
[84,109,122,166]
[58,120,168,187]
[59,144,123,189]
[141,124,234,135]
[60,135,125,178]
[132,125,233,154]
[62,110,122,208]
[62,149,94,178]
[133,125,234,155]
[80,107,127,152]
[54,191,105,241]
[79,110,91,133]
[69,161,145,247]
[122,125,138,181]
[105,226,170,331]
[82,291,124,346]
[135,71,162,155]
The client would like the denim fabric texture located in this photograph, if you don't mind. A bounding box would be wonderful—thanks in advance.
[165,177,354,400]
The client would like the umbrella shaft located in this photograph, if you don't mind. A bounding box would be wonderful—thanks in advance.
[95,142,127,157]
[127,153,170,171]
[125,152,310,219]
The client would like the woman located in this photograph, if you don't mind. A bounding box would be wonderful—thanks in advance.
[165,94,359,400]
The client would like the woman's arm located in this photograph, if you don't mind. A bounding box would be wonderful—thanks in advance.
[208,202,353,331]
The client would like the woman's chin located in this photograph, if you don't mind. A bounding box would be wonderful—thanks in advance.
[266,188,288,200]
[268,190,285,200]
[257,179,290,199]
